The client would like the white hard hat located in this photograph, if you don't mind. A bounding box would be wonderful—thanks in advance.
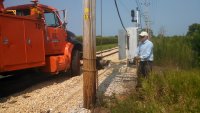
[139,31,148,37]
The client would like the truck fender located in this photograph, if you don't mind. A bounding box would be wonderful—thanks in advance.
[66,30,83,58]
[64,42,74,70]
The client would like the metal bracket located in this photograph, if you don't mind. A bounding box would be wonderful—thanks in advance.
[27,38,31,45]
[3,37,9,45]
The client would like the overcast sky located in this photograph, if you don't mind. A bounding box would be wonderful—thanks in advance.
[4,0,200,36]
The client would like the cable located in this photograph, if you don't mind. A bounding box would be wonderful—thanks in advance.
[114,0,127,33]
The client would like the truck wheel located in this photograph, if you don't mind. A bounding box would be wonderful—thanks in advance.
[71,49,81,76]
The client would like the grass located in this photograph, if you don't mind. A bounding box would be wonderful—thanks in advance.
[76,36,118,46]
[96,43,118,52]
[111,69,200,113]
[152,37,197,69]
[76,36,118,51]
[109,36,200,113]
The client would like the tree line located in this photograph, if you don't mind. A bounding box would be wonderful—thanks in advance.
[76,36,118,46]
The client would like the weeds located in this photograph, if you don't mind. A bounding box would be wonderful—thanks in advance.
[111,69,200,113]
[152,37,198,69]
[97,43,118,51]
[110,36,200,113]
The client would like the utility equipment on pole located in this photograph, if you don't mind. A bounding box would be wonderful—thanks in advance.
[136,7,140,28]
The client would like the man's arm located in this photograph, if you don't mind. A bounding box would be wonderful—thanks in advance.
[140,42,153,60]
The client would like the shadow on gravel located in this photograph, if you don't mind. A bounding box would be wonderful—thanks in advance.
[98,63,121,93]
[98,63,137,94]
[0,70,72,99]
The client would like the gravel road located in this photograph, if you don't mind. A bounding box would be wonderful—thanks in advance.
[0,52,137,113]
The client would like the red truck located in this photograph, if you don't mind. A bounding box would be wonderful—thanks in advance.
[0,0,82,75]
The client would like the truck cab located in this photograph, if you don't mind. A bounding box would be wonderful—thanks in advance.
[6,3,68,55]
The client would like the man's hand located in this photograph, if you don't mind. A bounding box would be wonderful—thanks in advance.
[134,56,141,66]
[134,56,141,61]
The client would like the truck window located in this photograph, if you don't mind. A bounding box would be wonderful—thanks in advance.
[16,9,30,16]
[5,9,30,16]
[44,12,60,27]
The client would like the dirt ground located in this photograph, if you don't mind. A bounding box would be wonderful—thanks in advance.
[0,52,137,113]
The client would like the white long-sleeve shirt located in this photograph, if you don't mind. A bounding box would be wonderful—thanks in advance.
[136,39,153,61]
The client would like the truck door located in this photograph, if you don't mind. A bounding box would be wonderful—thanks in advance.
[24,20,45,64]
[0,16,26,69]
[44,11,66,55]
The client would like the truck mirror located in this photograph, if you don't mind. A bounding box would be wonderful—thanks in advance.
[57,9,67,29]
[62,9,67,30]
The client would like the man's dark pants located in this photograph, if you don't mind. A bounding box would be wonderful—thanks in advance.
[136,61,153,87]
[137,61,153,77]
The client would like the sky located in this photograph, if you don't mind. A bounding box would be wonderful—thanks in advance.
[3,0,200,36]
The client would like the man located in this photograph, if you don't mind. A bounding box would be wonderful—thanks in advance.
[135,31,153,77]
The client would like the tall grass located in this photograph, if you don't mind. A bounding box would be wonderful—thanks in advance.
[76,36,118,52]
[111,69,200,113]
[152,37,198,69]
[190,33,200,66]
[110,36,200,113]
[76,36,118,46]
[97,43,117,51]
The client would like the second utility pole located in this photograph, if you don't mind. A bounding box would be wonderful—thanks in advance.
[83,0,97,109]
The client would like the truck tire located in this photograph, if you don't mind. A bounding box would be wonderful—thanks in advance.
[71,49,81,76]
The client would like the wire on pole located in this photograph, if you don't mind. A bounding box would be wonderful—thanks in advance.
[114,0,127,34]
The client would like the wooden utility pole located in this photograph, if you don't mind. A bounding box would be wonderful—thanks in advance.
[83,0,97,109]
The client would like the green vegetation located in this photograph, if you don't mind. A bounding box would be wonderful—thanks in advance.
[152,37,198,69]
[76,36,118,51]
[97,43,118,52]
[96,36,118,46]
[190,34,200,66]
[76,36,118,46]
[187,23,200,66]
[109,23,200,113]
[111,69,200,113]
